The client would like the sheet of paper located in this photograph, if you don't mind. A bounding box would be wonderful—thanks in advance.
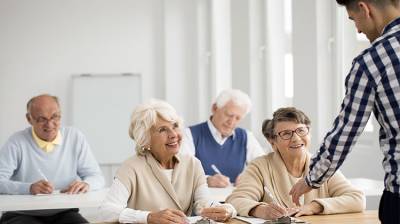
[187,216,224,224]
[234,216,269,224]
[35,189,62,196]
[235,216,308,224]
[187,216,203,223]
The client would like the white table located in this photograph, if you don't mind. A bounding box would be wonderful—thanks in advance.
[0,186,234,212]
[209,185,234,202]
[348,178,384,210]
[0,189,109,212]
[348,178,384,196]
[0,179,383,212]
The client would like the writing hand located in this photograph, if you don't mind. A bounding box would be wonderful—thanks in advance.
[250,203,287,220]
[207,174,230,188]
[147,208,188,224]
[201,206,231,222]
[30,180,54,195]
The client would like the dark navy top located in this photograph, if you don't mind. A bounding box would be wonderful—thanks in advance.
[190,122,247,182]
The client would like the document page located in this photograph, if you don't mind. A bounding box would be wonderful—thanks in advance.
[187,216,224,224]
[35,190,62,196]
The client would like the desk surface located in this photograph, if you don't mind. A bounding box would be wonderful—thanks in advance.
[0,187,233,212]
[226,211,379,224]
[0,189,109,211]
[95,211,379,224]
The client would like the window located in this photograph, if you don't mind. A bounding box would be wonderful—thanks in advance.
[284,0,293,100]
[336,7,375,133]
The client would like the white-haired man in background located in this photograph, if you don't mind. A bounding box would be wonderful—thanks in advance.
[181,89,268,188]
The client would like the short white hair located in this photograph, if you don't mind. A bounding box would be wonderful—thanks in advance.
[128,99,183,156]
[214,89,252,114]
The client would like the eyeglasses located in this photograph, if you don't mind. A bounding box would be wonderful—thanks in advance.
[153,123,180,136]
[275,126,309,140]
[30,114,61,125]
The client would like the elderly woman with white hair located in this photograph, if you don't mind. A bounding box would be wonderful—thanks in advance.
[99,99,236,224]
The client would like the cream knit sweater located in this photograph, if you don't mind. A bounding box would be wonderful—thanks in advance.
[226,152,365,216]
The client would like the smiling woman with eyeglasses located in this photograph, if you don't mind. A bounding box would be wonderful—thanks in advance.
[226,107,365,220]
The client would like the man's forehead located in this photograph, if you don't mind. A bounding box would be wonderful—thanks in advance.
[30,101,60,116]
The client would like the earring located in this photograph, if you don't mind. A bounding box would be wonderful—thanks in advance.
[141,146,151,152]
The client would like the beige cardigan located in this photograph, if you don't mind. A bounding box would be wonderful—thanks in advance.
[226,152,365,216]
[115,153,208,215]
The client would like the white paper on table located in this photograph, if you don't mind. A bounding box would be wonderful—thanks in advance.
[187,216,224,224]
[234,216,269,224]
[235,216,307,224]
[35,190,62,196]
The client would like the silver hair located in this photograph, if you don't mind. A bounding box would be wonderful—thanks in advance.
[213,89,252,114]
[128,99,183,156]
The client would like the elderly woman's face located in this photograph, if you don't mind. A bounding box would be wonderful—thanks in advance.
[271,121,310,158]
[149,118,182,160]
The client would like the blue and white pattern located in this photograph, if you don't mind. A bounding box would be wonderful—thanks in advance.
[306,17,400,194]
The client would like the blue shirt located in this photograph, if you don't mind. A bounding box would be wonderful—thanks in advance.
[306,17,400,194]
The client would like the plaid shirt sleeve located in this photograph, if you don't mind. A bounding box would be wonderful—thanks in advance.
[305,59,376,188]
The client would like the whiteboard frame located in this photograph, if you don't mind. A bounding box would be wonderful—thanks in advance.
[70,73,142,164]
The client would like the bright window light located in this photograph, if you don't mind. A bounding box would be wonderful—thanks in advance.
[284,0,292,34]
[356,33,368,42]
[284,53,293,98]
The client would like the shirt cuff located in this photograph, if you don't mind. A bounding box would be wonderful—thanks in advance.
[219,203,237,218]
[20,182,32,194]
[305,175,321,189]
[119,208,150,224]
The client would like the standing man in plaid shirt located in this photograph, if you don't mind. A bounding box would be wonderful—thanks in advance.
[290,1,400,223]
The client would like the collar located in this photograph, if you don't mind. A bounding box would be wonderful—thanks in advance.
[381,17,400,36]
[31,128,62,153]
[145,153,182,210]
[207,119,235,144]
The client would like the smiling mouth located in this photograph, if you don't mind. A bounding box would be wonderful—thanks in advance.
[289,144,304,150]
[166,142,179,148]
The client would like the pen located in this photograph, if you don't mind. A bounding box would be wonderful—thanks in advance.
[264,186,278,204]
[38,168,48,182]
[211,164,222,175]
[264,186,292,217]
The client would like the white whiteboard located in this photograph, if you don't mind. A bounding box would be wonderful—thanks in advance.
[71,74,141,164]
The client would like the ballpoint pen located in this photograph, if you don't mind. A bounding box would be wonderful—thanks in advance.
[38,168,48,181]
[264,186,291,217]
[264,186,278,204]
[211,164,222,175]
[264,186,300,218]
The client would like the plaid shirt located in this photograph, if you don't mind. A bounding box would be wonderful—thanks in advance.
[306,17,400,194]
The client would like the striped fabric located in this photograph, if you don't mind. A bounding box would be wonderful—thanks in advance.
[306,17,400,194]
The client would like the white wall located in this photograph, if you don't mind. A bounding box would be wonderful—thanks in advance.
[0,0,385,195]
[0,0,203,186]
[0,0,159,141]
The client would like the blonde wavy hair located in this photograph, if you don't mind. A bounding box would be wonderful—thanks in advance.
[128,99,183,156]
